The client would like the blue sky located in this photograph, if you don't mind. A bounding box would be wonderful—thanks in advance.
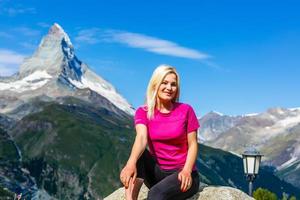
[0,0,300,116]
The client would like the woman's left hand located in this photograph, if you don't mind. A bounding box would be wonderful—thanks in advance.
[178,169,192,192]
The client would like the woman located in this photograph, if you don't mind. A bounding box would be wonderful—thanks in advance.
[120,65,199,200]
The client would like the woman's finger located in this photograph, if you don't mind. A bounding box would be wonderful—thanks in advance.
[128,178,134,192]
[182,176,191,192]
[183,177,188,191]
[187,179,192,190]
[132,171,137,184]
[124,176,131,188]
[178,173,182,181]
[120,177,124,185]
[185,178,190,191]
[180,175,186,191]
[120,171,125,184]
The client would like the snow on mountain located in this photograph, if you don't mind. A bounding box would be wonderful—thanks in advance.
[200,107,300,166]
[0,23,134,115]
[278,155,298,171]
[200,107,300,143]
[211,110,224,116]
[0,70,52,92]
[289,107,300,112]
[277,114,300,127]
[245,108,300,143]
[68,67,134,114]
[244,113,259,117]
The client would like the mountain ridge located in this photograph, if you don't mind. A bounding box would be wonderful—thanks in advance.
[199,106,300,189]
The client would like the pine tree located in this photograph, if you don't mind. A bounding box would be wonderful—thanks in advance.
[253,187,278,200]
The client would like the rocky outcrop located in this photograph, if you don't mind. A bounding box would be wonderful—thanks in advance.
[104,184,254,200]
[192,186,255,200]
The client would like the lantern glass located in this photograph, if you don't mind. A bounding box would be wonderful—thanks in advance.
[246,156,255,174]
[254,156,261,174]
[243,156,247,174]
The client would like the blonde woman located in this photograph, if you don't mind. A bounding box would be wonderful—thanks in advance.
[120,65,199,200]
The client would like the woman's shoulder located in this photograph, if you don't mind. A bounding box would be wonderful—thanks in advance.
[175,102,193,110]
[136,105,148,111]
[134,105,148,124]
[135,105,148,116]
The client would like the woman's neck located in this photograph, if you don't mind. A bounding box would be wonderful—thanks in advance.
[156,100,174,113]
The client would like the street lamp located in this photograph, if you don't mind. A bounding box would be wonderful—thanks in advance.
[242,147,263,196]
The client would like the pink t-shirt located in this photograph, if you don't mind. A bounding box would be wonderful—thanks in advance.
[134,102,200,170]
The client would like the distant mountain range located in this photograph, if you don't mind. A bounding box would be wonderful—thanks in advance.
[0,23,299,199]
[199,107,300,189]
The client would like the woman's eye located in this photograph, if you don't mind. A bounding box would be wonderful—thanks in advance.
[161,81,176,86]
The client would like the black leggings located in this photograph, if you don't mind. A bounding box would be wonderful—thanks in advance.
[136,149,199,200]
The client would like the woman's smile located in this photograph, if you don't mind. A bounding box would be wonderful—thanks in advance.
[158,73,177,102]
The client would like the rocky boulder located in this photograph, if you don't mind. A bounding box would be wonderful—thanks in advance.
[104,184,254,200]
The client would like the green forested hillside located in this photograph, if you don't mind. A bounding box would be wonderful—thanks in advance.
[0,128,19,161]
[10,98,135,199]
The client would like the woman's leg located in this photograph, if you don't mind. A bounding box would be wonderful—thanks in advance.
[147,171,199,200]
[125,178,144,200]
[125,149,157,200]
[136,149,158,188]
[169,171,199,200]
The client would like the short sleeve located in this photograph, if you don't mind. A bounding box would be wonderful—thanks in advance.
[187,105,200,133]
[134,106,148,126]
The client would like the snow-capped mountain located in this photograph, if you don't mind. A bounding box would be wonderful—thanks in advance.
[201,107,300,149]
[198,111,242,142]
[199,107,300,188]
[0,23,134,117]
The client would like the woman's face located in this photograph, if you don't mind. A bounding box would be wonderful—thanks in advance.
[157,73,178,103]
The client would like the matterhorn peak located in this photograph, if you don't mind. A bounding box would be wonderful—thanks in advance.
[1,23,134,115]
[19,23,75,76]
[49,23,65,35]
[48,23,72,46]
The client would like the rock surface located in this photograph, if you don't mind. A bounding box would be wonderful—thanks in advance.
[104,184,254,200]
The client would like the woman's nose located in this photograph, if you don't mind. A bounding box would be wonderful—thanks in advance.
[166,84,172,90]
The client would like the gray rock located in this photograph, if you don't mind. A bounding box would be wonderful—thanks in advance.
[104,184,254,200]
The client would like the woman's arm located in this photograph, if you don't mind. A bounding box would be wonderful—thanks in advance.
[120,124,148,188]
[183,131,198,172]
[178,131,198,192]
[127,124,148,165]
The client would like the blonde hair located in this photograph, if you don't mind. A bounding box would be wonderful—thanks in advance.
[146,64,180,119]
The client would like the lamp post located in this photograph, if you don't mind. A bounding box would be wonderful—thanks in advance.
[242,147,263,196]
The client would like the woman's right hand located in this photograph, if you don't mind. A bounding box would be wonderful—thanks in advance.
[120,124,147,188]
[120,164,137,188]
